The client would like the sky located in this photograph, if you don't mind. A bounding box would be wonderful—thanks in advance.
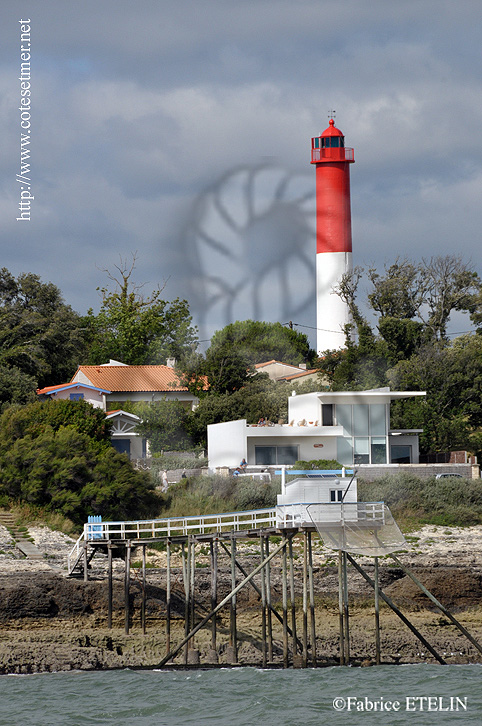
[2,0,482,348]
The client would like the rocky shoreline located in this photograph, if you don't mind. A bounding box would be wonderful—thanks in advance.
[1,523,482,673]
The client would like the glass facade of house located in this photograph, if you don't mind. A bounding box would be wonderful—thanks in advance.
[335,403,388,465]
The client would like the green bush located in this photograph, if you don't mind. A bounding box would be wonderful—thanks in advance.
[151,452,208,472]
[162,474,280,518]
[0,400,160,525]
[359,473,482,526]
[293,459,343,470]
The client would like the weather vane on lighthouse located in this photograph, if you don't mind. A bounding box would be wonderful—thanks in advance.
[328,109,336,121]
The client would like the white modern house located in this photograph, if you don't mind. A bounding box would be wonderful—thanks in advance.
[208,387,425,471]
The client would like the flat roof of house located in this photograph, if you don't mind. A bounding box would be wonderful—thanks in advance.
[73,365,191,392]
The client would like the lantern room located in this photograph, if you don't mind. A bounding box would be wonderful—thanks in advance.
[311,119,355,163]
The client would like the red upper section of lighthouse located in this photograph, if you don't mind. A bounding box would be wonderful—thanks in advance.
[311,119,354,164]
[321,118,344,137]
[311,119,354,254]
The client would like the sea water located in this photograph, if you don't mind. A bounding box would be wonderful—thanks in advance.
[2,665,481,726]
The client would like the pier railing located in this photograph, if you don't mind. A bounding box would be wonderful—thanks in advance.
[68,507,277,572]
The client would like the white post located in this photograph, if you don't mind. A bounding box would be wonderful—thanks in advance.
[281,465,287,497]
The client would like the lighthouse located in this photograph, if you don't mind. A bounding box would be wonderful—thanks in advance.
[311,118,355,352]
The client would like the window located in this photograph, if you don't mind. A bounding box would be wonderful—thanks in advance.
[330,489,343,502]
[354,437,369,464]
[70,393,84,401]
[336,405,352,435]
[370,404,387,435]
[353,405,369,436]
[391,445,412,464]
[112,439,131,457]
[371,437,387,464]
[321,403,333,427]
[336,436,353,466]
[255,445,298,466]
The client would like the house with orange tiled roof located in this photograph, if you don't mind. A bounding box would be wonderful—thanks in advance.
[37,360,201,459]
[71,359,200,411]
[254,360,321,385]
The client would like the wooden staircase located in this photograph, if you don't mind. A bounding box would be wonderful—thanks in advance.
[0,510,44,560]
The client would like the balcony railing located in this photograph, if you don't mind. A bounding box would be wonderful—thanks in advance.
[311,147,354,163]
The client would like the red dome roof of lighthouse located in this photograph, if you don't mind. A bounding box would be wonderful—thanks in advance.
[321,118,344,138]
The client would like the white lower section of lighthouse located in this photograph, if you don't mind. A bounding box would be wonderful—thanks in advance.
[316,251,352,353]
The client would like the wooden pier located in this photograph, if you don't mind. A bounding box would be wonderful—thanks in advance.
[68,508,482,668]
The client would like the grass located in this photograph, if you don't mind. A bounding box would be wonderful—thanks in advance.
[4,503,79,537]
[358,473,482,528]
[161,474,280,519]
[1,472,481,537]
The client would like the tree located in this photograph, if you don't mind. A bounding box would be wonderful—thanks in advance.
[208,320,316,366]
[135,400,192,453]
[0,400,159,525]
[323,255,482,456]
[0,398,112,448]
[0,268,85,389]
[203,341,254,395]
[0,366,37,411]
[83,254,198,365]
[338,255,480,346]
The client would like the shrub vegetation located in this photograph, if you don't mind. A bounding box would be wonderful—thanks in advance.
[359,473,482,526]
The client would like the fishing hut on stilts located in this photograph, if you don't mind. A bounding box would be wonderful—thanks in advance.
[68,470,482,668]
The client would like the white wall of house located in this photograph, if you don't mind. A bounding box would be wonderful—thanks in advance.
[288,392,320,423]
[208,389,426,471]
[44,386,106,409]
[208,419,248,470]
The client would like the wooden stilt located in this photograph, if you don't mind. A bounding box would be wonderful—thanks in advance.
[157,535,294,669]
[166,538,171,655]
[182,540,190,664]
[338,550,345,665]
[219,539,301,650]
[83,543,88,582]
[308,532,317,667]
[107,543,113,630]
[141,544,146,635]
[265,537,273,664]
[302,533,308,667]
[346,553,446,665]
[124,542,131,635]
[260,535,267,668]
[282,536,289,667]
[288,537,298,658]
[230,537,238,662]
[374,557,381,665]
[342,551,350,664]
[190,537,196,648]
[211,539,218,651]
[390,553,482,657]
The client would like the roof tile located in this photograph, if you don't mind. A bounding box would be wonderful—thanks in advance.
[73,365,189,393]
